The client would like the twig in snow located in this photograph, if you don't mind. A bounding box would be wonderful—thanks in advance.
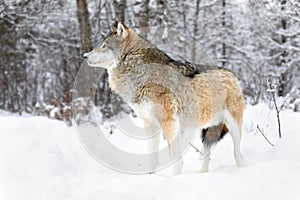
[189,142,204,155]
[257,125,274,147]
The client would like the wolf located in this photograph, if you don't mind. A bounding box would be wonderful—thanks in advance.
[83,22,244,174]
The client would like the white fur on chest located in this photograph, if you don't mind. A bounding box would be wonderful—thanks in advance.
[129,101,157,126]
[107,63,117,75]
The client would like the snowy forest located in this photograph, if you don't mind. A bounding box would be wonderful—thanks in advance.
[2,1,300,199]
[1,0,300,123]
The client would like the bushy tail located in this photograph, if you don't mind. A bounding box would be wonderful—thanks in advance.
[201,124,228,147]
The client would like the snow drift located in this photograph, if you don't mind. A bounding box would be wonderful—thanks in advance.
[1,104,300,200]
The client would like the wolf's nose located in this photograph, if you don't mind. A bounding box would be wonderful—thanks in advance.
[83,53,89,58]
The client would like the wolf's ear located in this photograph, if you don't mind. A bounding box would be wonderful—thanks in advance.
[111,21,118,33]
[116,22,129,39]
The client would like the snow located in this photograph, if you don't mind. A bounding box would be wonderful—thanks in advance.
[1,104,300,200]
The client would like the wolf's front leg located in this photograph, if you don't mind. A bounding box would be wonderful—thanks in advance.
[145,121,161,174]
[147,133,160,174]
[171,135,183,175]
[163,118,183,175]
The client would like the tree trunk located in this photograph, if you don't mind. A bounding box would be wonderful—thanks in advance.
[76,0,93,53]
[114,0,127,22]
[192,0,201,63]
[138,0,150,38]
[221,0,226,67]
[278,0,288,96]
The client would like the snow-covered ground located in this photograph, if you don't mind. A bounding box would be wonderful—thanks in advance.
[1,104,300,200]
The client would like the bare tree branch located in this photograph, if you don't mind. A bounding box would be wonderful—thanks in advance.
[267,78,282,138]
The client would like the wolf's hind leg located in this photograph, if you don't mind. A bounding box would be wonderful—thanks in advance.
[200,144,211,173]
[225,113,244,167]
[231,129,244,167]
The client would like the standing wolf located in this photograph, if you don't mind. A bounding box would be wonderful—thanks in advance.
[84,22,244,174]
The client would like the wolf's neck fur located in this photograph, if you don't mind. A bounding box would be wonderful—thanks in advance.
[120,31,198,77]
[121,32,168,63]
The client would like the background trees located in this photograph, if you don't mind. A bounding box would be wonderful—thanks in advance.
[0,0,299,121]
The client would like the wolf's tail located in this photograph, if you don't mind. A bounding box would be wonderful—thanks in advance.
[201,124,228,147]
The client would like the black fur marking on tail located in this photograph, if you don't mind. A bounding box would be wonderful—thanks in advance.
[201,128,209,143]
[201,124,228,147]
[219,126,228,140]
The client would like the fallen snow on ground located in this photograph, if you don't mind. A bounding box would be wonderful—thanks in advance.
[1,104,300,200]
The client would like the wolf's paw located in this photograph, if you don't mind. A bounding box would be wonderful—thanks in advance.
[236,158,247,168]
[199,167,209,173]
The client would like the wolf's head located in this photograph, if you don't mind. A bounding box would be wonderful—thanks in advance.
[83,22,134,69]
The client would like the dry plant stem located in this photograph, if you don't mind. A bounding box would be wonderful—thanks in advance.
[189,142,204,155]
[271,92,282,138]
[257,125,274,147]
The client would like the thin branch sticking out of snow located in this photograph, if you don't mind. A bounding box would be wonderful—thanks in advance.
[266,78,282,138]
[189,142,204,155]
[257,125,274,147]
